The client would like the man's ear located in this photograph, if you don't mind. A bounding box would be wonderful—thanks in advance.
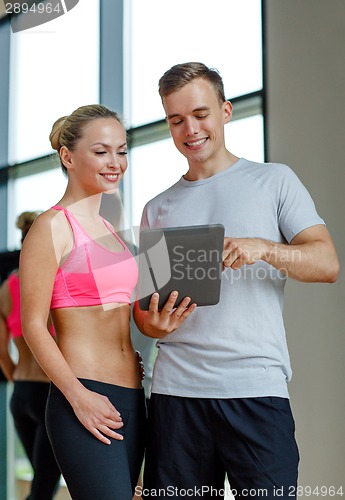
[59,146,73,172]
[223,100,233,124]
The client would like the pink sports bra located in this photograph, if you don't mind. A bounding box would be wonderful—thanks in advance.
[7,273,55,338]
[6,273,22,338]
[50,206,138,309]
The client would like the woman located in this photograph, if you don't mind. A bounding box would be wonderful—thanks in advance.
[0,211,61,500]
[19,105,146,500]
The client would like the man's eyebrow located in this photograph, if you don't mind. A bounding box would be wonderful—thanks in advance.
[166,106,210,120]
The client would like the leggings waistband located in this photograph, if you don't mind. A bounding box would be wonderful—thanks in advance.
[49,378,145,410]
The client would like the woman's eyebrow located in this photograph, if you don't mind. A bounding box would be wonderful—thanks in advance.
[91,142,127,148]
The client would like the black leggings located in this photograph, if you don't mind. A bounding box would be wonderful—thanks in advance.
[10,381,61,499]
[46,379,146,500]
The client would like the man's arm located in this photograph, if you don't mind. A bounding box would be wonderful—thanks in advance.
[223,224,339,282]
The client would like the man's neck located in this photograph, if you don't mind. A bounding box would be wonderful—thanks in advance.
[184,152,240,181]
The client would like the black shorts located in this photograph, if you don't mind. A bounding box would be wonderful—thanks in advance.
[46,379,146,500]
[143,395,299,500]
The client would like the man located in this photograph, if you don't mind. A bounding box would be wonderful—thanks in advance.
[133,62,339,499]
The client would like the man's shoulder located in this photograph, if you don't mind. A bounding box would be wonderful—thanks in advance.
[240,158,297,185]
[241,157,291,174]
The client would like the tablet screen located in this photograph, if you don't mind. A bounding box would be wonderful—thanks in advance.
[137,224,224,310]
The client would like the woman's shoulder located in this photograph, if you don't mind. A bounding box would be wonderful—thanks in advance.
[28,207,70,234]
[21,208,72,262]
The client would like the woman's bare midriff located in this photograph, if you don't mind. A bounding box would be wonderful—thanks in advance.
[51,303,141,389]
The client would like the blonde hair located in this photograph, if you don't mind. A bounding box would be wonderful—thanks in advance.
[49,104,123,175]
[16,211,41,243]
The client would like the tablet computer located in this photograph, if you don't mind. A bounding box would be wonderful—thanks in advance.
[137,224,224,310]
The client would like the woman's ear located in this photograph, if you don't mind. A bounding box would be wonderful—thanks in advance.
[59,146,73,172]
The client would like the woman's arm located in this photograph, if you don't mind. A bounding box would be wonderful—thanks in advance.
[0,281,16,380]
[0,307,15,381]
[20,212,123,444]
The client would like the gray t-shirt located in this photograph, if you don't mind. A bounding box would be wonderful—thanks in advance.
[141,158,324,399]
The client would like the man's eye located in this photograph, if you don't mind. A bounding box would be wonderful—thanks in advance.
[171,120,182,126]
[196,114,208,119]
[118,151,128,156]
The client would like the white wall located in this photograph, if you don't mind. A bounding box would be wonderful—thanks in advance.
[265,0,345,490]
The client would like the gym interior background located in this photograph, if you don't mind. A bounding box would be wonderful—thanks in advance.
[0,1,344,498]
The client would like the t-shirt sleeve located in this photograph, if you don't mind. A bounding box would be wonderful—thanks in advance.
[276,164,325,243]
[140,204,150,231]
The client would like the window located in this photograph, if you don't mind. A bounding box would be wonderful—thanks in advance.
[8,0,100,164]
[125,0,264,227]
[126,0,262,127]
[8,163,67,249]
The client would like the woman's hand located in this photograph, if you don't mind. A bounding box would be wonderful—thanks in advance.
[71,387,124,445]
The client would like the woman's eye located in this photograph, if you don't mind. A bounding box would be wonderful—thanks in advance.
[118,151,128,156]
[95,151,107,155]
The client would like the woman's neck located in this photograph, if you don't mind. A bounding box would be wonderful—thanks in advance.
[57,193,103,217]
